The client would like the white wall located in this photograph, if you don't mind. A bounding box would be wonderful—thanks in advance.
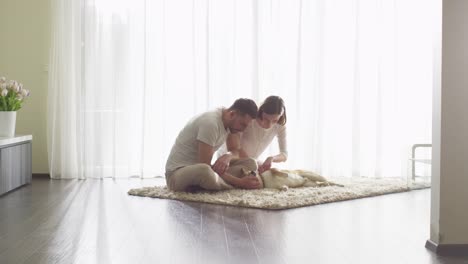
[0,0,50,173]
[430,0,443,245]
[431,0,468,244]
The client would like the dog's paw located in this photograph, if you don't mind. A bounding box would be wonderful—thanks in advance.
[280,185,289,191]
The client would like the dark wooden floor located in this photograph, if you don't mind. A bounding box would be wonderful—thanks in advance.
[0,178,467,264]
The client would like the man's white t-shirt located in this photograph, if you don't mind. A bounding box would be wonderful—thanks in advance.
[165,108,229,175]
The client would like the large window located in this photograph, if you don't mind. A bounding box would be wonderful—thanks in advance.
[48,0,437,178]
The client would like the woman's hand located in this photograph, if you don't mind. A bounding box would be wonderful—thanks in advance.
[258,165,267,175]
[259,156,273,174]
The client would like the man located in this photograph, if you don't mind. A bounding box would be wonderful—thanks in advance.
[165,98,262,191]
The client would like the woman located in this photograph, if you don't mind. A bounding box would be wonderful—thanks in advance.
[226,95,288,174]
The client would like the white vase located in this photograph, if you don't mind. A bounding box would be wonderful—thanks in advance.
[0,111,17,137]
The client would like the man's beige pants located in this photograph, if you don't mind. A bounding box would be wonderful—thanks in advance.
[166,158,258,191]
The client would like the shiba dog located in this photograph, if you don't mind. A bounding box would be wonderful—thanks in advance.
[241,168,344,191]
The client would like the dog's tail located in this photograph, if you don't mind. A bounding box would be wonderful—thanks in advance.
[303,181,344,188]
[324,181,344,187]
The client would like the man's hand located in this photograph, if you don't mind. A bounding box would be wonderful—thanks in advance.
[212,154,233,175]
[218,172,262,189]
[238,175,261,189]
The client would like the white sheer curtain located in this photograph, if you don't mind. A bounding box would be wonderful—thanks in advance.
[48,0,436,179]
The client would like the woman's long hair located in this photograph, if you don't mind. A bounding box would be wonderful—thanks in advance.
[257,95,287,126]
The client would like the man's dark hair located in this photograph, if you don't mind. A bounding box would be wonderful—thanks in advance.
[228,98,258,119]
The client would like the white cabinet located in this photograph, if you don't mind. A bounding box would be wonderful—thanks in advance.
[0,135,32,195]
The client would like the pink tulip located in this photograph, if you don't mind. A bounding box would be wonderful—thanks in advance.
[21,89,30,97]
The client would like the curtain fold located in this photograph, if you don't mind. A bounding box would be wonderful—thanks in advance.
[48,0,436,179]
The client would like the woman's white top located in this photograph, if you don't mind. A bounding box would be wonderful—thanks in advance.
[219,119,287,160]
[240,120,287,159]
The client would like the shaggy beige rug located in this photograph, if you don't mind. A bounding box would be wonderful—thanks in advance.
[127,177,430,210]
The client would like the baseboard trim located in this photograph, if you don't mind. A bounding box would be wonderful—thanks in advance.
[426,239,468,256]
[32,173,50,179]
